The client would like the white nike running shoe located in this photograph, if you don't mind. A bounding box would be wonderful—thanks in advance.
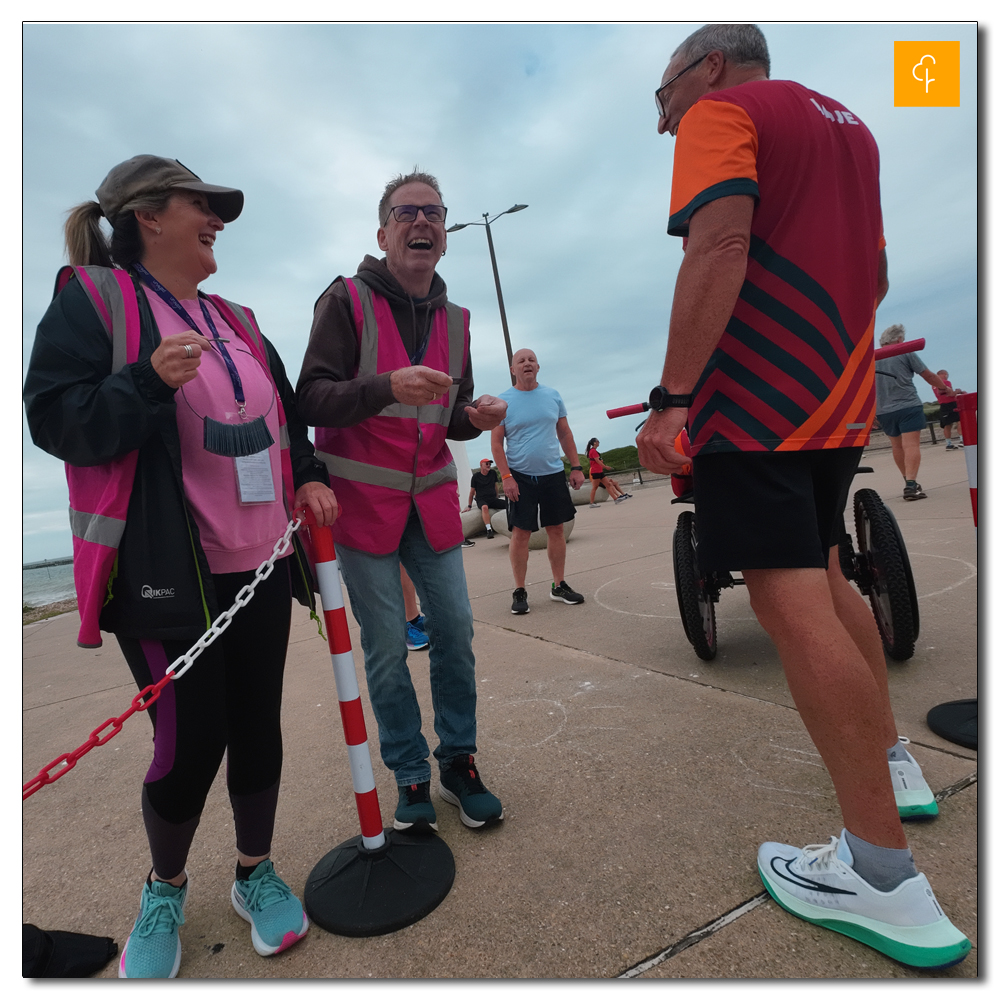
[757,831,970,969]
[890,738,938,818]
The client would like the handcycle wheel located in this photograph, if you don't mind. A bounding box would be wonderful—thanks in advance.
[853,488,920,661]
[672,510,717,661]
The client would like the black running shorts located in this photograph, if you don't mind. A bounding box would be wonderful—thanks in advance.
[507,469,577,531]
[476,496,506,511]
[691,447,863,572]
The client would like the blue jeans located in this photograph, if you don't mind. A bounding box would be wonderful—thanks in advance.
[335,505,477,785]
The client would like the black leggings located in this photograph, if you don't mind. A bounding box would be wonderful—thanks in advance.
[116,558,292,878]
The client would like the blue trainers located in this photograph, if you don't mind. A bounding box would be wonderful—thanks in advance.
[406,616,429,651]
[393,780,438,831]
[439,754,504,829]
[231,860,309,956]
[119,876,187,978]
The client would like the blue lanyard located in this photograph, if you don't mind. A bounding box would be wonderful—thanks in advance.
[134,263,247,413]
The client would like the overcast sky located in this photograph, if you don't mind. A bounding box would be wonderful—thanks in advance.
[19,19,979,564]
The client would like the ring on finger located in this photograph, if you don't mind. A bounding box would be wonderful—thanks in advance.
[183,344,194,359]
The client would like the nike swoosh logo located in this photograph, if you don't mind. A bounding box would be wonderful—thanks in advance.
[769,856,857,896]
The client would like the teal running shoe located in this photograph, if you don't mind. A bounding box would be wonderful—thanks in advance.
[231,860,309,956]
[758,832,970,969]
[439,754,504,829]
[394,780,438,831]
[119,877,187,978]
[890,739,939,818]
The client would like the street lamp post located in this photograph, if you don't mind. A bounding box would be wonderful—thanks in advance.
[447,204,527,385]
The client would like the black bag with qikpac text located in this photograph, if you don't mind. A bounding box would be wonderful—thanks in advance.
[99,431,219,642]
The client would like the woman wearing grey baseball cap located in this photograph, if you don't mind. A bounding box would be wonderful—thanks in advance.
[24,156,338,977]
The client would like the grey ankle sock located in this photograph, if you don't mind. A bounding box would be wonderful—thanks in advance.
[886,738,912,762]
[843,829,918,891]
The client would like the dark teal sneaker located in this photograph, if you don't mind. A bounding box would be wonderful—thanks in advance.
[439,754,504,829]
[231,860,308,956]
[119,877,187,978]
[393,780,438,831]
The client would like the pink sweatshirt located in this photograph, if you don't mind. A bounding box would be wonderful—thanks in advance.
[147,294,288,574]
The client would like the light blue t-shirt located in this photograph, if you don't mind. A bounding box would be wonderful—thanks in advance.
[499,383,568,476]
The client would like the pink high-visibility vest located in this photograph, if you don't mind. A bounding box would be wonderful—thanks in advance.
[313,277,469,555]
[55,266,296,647]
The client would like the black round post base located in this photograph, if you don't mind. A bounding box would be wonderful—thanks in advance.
[926,698,978,751]
[304,828,455,936]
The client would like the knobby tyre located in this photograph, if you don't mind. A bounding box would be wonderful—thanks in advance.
[672,510,717,661]
[853,488,919,661]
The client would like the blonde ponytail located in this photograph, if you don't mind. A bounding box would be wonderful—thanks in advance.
[64,201,114,268]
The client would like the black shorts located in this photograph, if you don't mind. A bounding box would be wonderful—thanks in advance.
[508,469,576,531]
[590,470,607,481]
[938,402,960,427]
[476,496,506,511]
[691,447,863,572]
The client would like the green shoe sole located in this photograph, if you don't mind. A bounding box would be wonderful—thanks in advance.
[758,864,971,970]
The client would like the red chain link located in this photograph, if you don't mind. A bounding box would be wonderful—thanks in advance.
[22,672,173,800]
[23,513,308,802]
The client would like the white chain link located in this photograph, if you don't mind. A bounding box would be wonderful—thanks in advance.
[167,516,303,681]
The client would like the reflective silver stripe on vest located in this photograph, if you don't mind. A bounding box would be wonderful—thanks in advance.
[80,267,130,373]
[317,452,457,494]
[279,424,290,449]
[349,278,464,424]
[69,507,126,548]
[217,297,265,354]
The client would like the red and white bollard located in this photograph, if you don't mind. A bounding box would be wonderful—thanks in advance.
[309,520,385,850]
[957,392,977,529]
[297,509,455,937]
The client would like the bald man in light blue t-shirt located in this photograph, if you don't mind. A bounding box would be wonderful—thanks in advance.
[491,348,586,615]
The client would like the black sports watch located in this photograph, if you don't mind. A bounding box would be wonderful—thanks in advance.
[648,386,693,411]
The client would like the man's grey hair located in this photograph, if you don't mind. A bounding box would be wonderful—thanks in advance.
[879,323,906,347]
[672,24,770,78]
[378,169,443,226]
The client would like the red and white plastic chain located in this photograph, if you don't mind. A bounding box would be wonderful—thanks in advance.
[22,515,304,800]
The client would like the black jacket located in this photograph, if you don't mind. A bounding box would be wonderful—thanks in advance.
[24,271,327,639]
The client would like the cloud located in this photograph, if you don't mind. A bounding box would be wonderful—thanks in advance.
[20,22,979,563]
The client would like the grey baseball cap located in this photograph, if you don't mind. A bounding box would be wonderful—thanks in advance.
[95,155,244,224]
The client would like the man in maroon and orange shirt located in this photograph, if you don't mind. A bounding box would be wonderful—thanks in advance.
[637,24,969,969]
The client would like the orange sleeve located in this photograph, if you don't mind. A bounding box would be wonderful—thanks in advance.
[668,98,760,237]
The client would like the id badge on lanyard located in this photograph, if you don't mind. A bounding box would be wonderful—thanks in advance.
[235,450,276,504]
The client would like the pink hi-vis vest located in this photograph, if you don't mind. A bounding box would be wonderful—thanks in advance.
[313,277,469,555]
[56,265,296,648]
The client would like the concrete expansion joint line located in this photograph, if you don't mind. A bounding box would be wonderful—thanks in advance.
[935,771,977,802]
[617,892,770,978]
[22,683,136,712]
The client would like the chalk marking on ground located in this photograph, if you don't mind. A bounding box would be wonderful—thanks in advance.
[908,552,977,600]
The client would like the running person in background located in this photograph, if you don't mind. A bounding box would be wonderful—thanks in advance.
[933,370,964,450]
[875,324,956,499]
[585,437,629,506]
[464,457,505,538]
[492,348,586,615]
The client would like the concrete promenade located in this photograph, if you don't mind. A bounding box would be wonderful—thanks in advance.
[22,442,978,980]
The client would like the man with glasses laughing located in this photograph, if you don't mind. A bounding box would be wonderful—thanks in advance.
[297,170,507,835]
[637,24,970,969]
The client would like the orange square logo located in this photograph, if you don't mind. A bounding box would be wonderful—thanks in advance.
[894,41,960,107]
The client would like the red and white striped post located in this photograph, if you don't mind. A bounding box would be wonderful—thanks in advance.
[306,516,385,851]
[299,507,455,937]
[957,392,977,529]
